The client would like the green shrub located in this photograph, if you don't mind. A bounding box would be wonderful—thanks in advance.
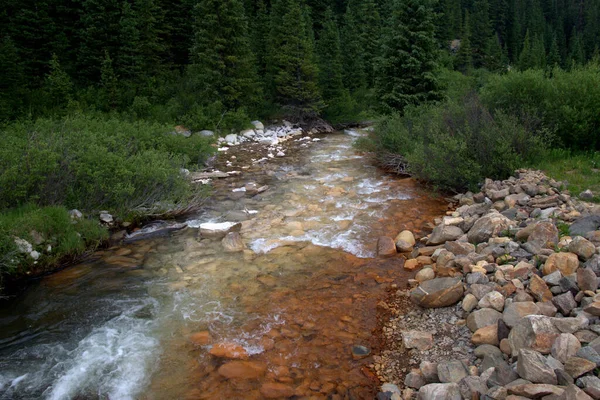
[0,205,108,287]
[0,114,215,214]
[367,93,545,191]
[481,63,600,150]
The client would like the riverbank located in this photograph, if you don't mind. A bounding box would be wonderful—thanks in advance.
[373,169,600,399]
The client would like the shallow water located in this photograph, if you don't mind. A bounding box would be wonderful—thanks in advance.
[0,131,446,399]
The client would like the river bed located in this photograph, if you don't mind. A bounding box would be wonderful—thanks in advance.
[0,131,446,399]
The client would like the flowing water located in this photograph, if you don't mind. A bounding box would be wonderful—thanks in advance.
[0,131,446,400]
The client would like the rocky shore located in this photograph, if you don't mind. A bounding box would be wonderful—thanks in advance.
[374,169,600,400]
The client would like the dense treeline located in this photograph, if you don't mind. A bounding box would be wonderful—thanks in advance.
[2,0,599,126]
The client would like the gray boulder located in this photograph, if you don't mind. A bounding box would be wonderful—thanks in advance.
[417,383,461,400]
[517,349,557,384]
[410,278,464,308]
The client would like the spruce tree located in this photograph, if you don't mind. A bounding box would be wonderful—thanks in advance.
[44,54,73,109]
[568,28,586,66]
[547,34,562,68]
[483,34,507,72]
[0,36,24,120]
[518,30,545,69]
[189,0,260,111]
[268,0,324,119]
[340,4,367,92]
[375,0,441,113]
[456,11,474,74]
[471,0,492,67]
[100,50,120,110]
[316,8,346,102]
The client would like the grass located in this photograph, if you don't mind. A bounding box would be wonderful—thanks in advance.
[0,205,108,288]
[530,149,600,203]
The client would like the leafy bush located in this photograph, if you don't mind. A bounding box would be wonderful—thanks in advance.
[368,93,545,191]
[0,205,108,286]
[0,114,215,215]
[481,63,600,150]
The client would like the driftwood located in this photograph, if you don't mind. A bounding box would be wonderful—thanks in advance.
[190,171,230,180]
[378,152,411,176]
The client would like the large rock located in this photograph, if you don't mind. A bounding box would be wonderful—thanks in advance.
[517,349,557,384]
[570,236,597,261]
[577,268,599,292]
[530,274,554,302]
[472,324,499,345]
[377,236,397,257]
[417,383,461,400]
[551,333,581,363]
[437,361,469,383]
[467,212,514,244]
[458,376,488,399]
[222,232,245,252]
[217,361,267,379]
[478,291,505,312]
[508,315,560,356]
[527,221,559,250]
[395,230,416,252]
[410,278,464,308]
[199,222,242,238]
[403,331,434,350]
[565,357,596,378]
[467,308,503,332]
[209,342,249,359]
[570,216,600,236]
[552,291,577,316]
[507,384,564,398]
[543,252,580,276]
[260,383,295,398]
[503,302,541,328]
[428,225,464,245]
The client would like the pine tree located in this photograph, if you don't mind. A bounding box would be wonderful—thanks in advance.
[44,54,73,109]
[78,0,123,83]
[100,50,120,110]
[471,0,492,67]
[267,0,323,119]
[340,7,367,92]
[356,0,382,86]
[316,8,346,102]
[375,0,441,113]
[518,29,545,69]
[547,34,562,67]
[189,0,260,111]
[0,36,24,120]
[568,28,586,66]
[456,10,474,74]
[483,34,507,72]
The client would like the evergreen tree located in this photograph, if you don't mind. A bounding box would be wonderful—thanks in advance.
[340,7,367,92]
[518,30,546,69]
[268,0,324,118]
[375,0,441,113]
[189,0,260,111]
[471,0,492,67]
[100,50,120,110]
[490,0,510,45]
[316,8,346,102]
[356,0,382,86]
[483,34,507,72]
[456,10,474,73]
[0,36,24,120]
[568,27,586,65]
[78,0,123,83]
[547,34,562,67]
[44,54,73,109]
[161,0,195,68]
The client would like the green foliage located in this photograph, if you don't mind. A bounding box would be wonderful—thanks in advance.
[0,205,108,286]
[44,54,73,111]
[268,0,324,120]
[481,64,600,150]
[189,0,260,111]
[375,0,442,113]
[365,92,545,191]
[0,115,214,215]
[456,10,474,74]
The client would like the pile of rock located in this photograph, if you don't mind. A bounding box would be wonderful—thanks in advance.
[376,170,600,400]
